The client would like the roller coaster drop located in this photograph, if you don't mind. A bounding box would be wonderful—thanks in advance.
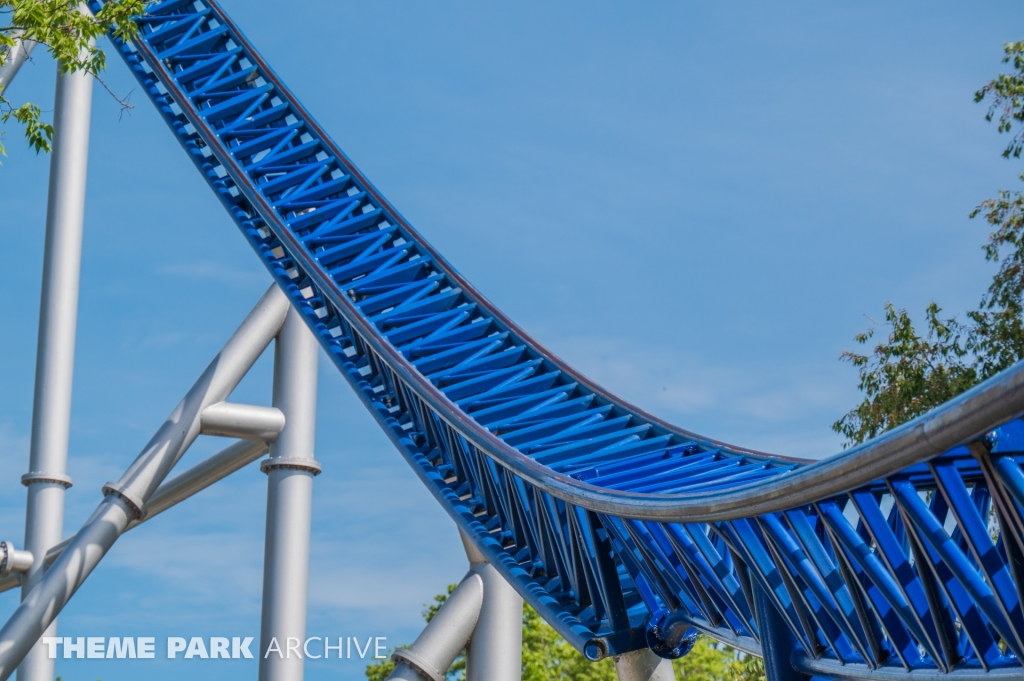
[2,2,1024,681]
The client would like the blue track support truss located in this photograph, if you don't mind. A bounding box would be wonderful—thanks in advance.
[91,1,1024,677]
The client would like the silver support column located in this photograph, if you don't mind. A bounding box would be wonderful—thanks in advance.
[17,51,94,681]
[460,533,523,681]
[388,573,484,681]
[0,286,289,681]
[613,649,677,681]
[258,307,320,681]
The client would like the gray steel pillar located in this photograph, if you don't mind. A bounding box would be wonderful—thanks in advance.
[460,533,523,681]
[258,307,320,681]
[0,286,289,681]
[388,572,484,681]
[17,52,94,681]
[613,649,676,681]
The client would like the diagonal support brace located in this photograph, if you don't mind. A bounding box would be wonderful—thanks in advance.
[35,438,272,571]
[388,572,485,681]
[0,284,289,680]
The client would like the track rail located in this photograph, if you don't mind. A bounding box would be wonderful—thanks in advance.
[94,0,1024,675]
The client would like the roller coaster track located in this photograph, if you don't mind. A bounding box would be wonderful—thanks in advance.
[91,0,1024,677]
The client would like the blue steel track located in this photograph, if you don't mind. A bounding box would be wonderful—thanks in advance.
[91,1,1024,678]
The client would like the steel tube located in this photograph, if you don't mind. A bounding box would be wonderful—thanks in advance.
[17,47,94,681]
[388,572,484,681]
[200,401,285,441]
[108,284,288,509]
[460,532,522,681]
[42,437,271,567]
[3,497,133,680]
[0,33,36,93]
[258,306,320,681]
[0,285,289,681]
[0,546,34,578]
[613,649,676,681]
[792,651,1024,681]
[138,438,270,524]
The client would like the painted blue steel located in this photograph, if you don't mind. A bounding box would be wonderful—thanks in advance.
[90,0,1024,676]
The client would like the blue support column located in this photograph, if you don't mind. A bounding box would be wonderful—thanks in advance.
[753,583,810,681]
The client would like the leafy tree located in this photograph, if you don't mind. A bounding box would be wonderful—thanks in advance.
[672,636,743,681]
[834,39,1024,444]
[725,654,765,681]
[0,0,146,159]
[976,41,1024,160]
[832,303,976,444]
[519,603,615,681]
[366,586,763,681]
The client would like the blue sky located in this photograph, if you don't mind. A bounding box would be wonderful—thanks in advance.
[1,1,1022,679]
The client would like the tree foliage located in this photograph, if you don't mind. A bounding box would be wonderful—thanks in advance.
[834,38,1024,445]
[975,41,1024,159]
[672,637,759,681]
[832,303,976,444]
[366,586,763,681]
[0,0,147,159]
[968,179,1024,378]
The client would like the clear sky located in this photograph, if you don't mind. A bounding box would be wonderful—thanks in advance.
[1,1,1021,680]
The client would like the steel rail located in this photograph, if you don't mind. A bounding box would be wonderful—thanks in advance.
[152,0,1024,525]
[792,651,1024,681]
[88,0,1024,673]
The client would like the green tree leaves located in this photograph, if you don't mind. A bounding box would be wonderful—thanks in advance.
[0,0,147,158]
[520,603,615,681]
[835,38,1024,446]
[3,101,51,152]
[832,303,976,445]
[672,636,757,681]
[968,180,1024,378]
[975,41,1024,159]
[365,586,764,680]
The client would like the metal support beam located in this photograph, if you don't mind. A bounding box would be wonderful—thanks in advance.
[17,47,94,681]
[613,649,676,681]
[200,401,285,441]
[258,306,320,681]
[753,583,809,681]
[388,572,485,681]
[0,285,289,681]
[0,33,36,92]
[460,532,523,681]
[0,546,33,579]
[37,437,272,570]
[137,438,270,525]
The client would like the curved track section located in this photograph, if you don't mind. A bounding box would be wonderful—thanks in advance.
[93,0,1024,676]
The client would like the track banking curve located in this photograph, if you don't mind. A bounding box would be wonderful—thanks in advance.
[92,0,1024,677]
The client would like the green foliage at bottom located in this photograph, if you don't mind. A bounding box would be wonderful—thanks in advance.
[365,586,765,681]
[520,604,614,681]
